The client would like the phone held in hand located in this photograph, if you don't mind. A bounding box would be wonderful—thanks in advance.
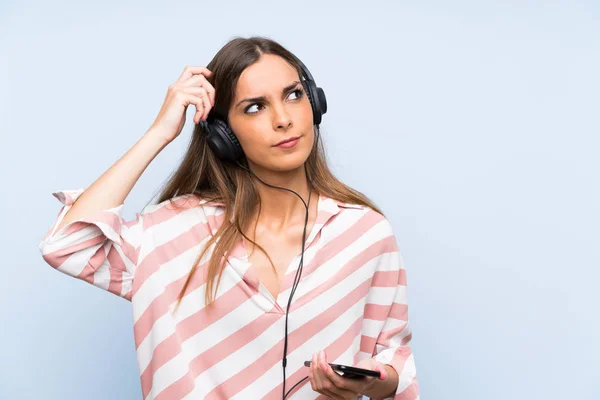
[303,361,381,379]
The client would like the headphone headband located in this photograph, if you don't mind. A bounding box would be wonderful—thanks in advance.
[295,57,315,82]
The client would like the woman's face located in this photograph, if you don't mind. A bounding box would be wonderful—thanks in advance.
[227,54,314,173]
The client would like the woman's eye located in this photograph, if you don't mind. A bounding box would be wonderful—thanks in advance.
[244,88,303,115]
[246,104,262,114]
[288,88,304,100]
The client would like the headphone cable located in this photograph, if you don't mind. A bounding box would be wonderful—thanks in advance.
[233,161,312,400]
[233,127,321,399]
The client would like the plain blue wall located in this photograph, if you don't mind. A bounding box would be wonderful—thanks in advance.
[2,1,599,399]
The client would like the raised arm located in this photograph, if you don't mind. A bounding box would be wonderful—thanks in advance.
[38,65,215,300]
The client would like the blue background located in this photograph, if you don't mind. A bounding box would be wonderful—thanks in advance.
[2,1,599,399]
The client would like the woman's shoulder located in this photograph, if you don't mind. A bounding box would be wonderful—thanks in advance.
[330,197,384,219]
[329,197,394,236]
[135,194,228,242]
[332,199,365,210]
[140,193,225,217]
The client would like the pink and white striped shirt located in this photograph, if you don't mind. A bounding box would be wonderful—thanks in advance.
[38,189,419,400]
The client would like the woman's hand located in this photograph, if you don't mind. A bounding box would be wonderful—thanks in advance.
[308,350,390,399]
[148,65,215,144]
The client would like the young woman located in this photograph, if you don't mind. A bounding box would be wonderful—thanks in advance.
[38,36,419,400]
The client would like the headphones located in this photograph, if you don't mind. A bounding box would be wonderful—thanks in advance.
[200,56,326,399]
[199,56,327,162]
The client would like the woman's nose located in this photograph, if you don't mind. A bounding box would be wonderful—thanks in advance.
[272,104,293,130]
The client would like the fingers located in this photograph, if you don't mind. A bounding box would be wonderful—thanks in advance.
[310,354,324,391]
[310,353,336,398]
[181,87,211,122]
[175,92,205,125]
[318,362,357,398]
[309,351,357,399]
[376,364,388,381]
[171,65,216,124]
[183,74,215,106]
[177,65,212,83]
[354,359,389,381]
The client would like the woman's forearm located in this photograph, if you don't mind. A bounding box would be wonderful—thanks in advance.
[52,128,169,234]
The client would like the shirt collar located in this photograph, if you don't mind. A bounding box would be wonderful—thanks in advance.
[201,193,364,260]
[199,193,363,216]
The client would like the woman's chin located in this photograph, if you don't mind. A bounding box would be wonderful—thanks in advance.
[260,153,311,173]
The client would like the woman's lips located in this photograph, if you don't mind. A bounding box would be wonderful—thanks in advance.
[275,136,301,148]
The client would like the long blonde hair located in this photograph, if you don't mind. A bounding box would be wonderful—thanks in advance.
[153,36,383,312]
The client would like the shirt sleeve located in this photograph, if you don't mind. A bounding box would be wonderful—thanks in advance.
[364,219,419,400]
[38,189,145,301]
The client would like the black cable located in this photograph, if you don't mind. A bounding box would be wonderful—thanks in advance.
[284,376,310,398]
[233,161,312,400]
[233,127,321,399]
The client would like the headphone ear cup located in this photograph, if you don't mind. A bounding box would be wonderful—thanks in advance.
[302,80,327,126]
[316,87,327,115]
[201,117,244,161]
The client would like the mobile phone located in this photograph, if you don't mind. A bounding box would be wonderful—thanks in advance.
[303,361,381,379]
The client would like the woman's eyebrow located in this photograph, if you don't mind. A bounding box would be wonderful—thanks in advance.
[236,80,301,108]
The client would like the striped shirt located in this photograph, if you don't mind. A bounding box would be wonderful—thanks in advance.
[38,189,419,400]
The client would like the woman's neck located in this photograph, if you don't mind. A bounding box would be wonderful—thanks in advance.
[249,164,316,230]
